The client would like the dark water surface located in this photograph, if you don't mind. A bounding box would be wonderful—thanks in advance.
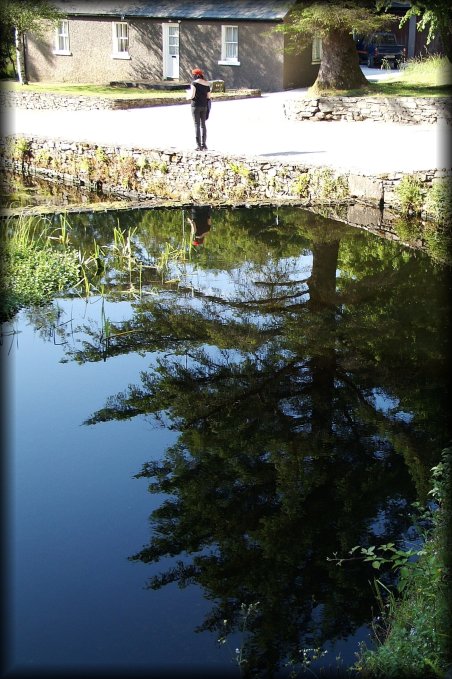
[2,206,451,678]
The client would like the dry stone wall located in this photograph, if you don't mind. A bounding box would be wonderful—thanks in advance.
[284,95,451,125]
[0,90,260,111]
[1,91,449,123]
[0,134,448,218]
[0,91,178,110]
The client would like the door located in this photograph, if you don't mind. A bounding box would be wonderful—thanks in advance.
[163,23,179,79]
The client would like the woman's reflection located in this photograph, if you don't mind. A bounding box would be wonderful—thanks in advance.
[188,205,212,247]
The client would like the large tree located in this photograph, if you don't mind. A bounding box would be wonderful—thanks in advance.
[277,1,399,92]
[0,0,65,84]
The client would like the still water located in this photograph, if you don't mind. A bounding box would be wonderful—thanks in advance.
[3,206,451,677]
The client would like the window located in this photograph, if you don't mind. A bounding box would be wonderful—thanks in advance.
[112,22,130,58]
[219,25,239,65]
[312,37,323,63]
[167,25,179,57]
[54,19,70,54]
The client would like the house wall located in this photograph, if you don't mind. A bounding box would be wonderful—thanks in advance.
[283,34,320,89]
[26,18,162,84]
[175,20,286,90]
[26,17,314,91]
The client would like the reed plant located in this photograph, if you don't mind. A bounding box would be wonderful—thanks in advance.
[155,234,193,283]
[0,215,80,320]
[1,208,204,321]
[3,212,158,315]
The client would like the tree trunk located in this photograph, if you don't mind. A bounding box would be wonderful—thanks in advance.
[313,28,368,92]
[15,28,28,85]
[307,240,340,440]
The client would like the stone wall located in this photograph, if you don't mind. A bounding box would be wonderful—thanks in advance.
[0,134,448,218]
[2,91,450,123]
[3,87,450,122]
[284,95,452,125]
[0,90,260,111]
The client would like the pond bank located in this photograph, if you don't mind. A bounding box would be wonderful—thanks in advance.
[0,134,447,219]
[0,184,430,254]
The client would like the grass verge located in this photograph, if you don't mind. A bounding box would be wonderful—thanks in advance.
[0,80,259,100]
[0,80,187,99]
[309,54,452,97]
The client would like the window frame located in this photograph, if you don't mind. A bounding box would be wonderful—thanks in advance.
[218,25,240,66]
[54,19,71,55]
[311,36,323,64]
[112,21,130,59]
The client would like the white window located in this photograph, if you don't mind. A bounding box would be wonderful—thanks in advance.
[312,37,323,63]
[112,22,130,58]
[219,25,240,65]
[54,19,70,55]
[167,25,179,57]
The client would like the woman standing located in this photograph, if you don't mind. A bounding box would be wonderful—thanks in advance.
[186,68,211,151]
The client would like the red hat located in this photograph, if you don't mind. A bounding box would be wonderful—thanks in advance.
[192,68,203,76]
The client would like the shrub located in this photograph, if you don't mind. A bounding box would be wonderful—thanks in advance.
[354,451,450,678]
[396,175,424,215]
[291,172,310,198]
[423,178,452,224]
[309,167,349,201]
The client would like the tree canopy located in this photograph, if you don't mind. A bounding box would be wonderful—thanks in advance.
[0,0,65,83]
[394,0,452,61]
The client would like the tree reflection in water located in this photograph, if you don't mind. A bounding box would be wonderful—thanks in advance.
[62,206,450,676]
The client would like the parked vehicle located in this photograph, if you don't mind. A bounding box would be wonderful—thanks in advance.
[356,32,406,68]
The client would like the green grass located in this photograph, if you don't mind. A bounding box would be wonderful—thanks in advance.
[0,79,257,99]
[401,53,451,87]
[367,81,451,97]
[6,76,448,98]
[0,80,187,99]
[0,213,154,321]
[0,215,81,320]
[365,54,452,96]
[310,54,452,97]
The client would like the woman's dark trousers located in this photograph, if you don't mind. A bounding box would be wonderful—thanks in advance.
[191,105,207,148]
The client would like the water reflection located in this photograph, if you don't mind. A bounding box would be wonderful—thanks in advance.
[16,206,452,675]
[188,205,212,248]
[1,170,118,209]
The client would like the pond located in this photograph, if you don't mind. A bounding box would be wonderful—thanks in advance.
[2,205,451,677]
